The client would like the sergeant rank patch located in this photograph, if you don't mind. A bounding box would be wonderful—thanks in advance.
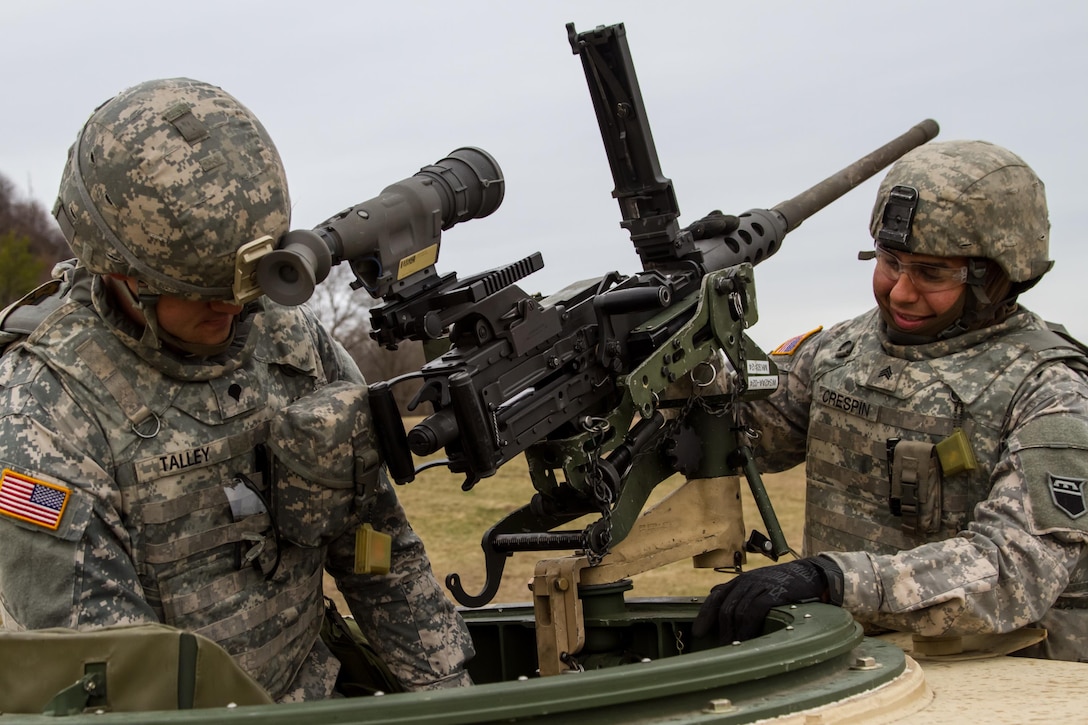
[1049,474,1087,519]
[0,468,70,530]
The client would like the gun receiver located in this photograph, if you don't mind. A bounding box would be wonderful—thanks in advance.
[257,22,938,608]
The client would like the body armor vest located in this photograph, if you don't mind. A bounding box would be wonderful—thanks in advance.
[22,300,332,698]
[804,311,1088,558]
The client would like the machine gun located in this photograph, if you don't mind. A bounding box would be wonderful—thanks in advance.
[254,22,939,609]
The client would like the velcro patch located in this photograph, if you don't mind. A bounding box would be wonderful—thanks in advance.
[0,468,70,530]
[772,326,823,356]
[1012,415,1088,534]
[1049,475,1087,519]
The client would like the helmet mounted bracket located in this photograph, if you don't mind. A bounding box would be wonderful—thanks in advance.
[875,185,918,253]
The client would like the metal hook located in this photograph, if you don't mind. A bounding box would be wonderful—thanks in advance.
[445,503,584,608]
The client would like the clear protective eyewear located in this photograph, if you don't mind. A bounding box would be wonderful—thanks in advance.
[871,246,968,293]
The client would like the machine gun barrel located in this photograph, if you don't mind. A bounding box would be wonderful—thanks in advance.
[771,119,940,232]
[691,118,940,276]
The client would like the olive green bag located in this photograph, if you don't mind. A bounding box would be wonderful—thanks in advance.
[0,623,271,715]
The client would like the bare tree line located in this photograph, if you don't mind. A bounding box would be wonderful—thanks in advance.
[0,174,71,307]
[304,264,426,412]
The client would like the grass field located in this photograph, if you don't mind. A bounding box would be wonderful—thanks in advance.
[327,456,806,609]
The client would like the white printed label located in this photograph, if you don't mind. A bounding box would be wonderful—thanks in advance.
[747,360,771,375]
[747,375,779,391]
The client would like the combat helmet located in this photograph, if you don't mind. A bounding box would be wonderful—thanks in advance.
[869,139,1052,286]
[53,78,290,303]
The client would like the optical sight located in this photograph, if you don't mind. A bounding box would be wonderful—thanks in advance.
[257,147,504,306]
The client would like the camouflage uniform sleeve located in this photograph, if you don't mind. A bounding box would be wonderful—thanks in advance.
[826,362,1088,637]
[0,363,157,630]
[739,327,824,472]
[301,307,473,687]
[325,471,474,690]
[316,326,364,386]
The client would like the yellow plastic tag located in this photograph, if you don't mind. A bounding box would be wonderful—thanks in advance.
[935,428,978,477]
[354,523,392,575]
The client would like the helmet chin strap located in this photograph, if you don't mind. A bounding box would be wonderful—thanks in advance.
[944,260,1015,338]
[162,321,238,358]
[105,277,237,357]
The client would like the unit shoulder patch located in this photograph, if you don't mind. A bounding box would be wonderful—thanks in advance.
[771,326,823,356]
[1049,474,1087,520]
[1013,415,1088,535]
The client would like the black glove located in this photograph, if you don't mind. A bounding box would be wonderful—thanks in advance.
[692,556,844,645]
[682,210,740,241]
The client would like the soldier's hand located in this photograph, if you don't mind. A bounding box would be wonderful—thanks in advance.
[682,210,740,241]
[691,557,843,645]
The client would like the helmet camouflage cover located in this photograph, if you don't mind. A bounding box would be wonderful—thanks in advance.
[54,78,290,300]
[870,140,1052,283]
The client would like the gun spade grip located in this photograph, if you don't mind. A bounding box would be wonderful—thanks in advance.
[369,381,415,484]
[449,372,496,480]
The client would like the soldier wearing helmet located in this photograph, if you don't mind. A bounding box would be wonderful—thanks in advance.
[0,78,473,699]
[693,140,1088,662]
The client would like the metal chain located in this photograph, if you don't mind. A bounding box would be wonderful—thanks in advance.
[581,417,614,565]
[660,362,732,446]
[582,453,613,566]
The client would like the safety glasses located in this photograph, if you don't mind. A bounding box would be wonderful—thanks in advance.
[872,246,967,293]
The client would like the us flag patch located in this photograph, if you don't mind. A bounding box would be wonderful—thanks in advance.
[771,326,823,356]
[0,468,70,530]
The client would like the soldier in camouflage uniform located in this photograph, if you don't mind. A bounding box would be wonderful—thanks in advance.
[693,140,1088,662]
[0,78,474,700]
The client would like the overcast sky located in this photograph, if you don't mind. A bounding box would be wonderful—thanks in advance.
[3,1,1086,350]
